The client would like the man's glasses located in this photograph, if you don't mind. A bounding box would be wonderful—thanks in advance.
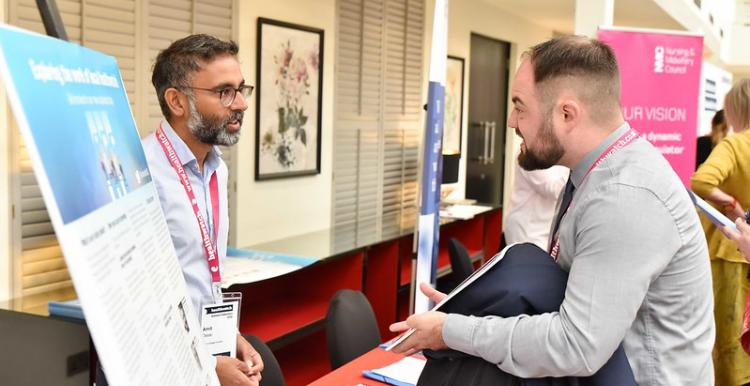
[186,84,254,107]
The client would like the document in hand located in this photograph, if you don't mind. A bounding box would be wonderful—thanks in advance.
[385,244,513,351]
[362,356,426,386]
[688,190,738,233]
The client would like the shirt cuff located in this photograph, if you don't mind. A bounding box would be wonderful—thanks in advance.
[443,313,480,356]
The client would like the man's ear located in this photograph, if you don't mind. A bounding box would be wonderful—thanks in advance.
[164,88,187,118]
[558,97,581,131]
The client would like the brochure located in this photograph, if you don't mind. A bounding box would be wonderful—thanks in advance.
[385,244,515,351]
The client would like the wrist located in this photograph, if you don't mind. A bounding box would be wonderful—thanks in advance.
[724,197,738,211]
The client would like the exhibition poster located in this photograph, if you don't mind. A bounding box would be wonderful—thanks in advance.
[0,25,218,386]
[415,0,448,313]
[598,27,703,186]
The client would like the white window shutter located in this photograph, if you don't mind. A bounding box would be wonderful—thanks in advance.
[82,0,137,109]
[381,0,421,237]
[9,0,83,304]
[334,0,423,244]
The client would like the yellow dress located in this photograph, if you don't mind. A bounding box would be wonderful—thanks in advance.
[692,129,750,386]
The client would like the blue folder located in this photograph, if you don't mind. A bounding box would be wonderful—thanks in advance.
[362,369,415,386]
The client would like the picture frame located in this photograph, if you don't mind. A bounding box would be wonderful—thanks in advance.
[255,18,324,180]
[444,55,465,155]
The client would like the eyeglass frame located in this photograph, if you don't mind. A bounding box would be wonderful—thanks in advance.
[184,84,254,107]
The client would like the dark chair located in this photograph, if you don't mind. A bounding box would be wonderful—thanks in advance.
[448,238,474,287]
[325,289,381,369]
[243,334,286,386]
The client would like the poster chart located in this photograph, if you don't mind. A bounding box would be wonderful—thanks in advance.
[414,0,448,313]
[0,25,218,386]
[598,27,703,186]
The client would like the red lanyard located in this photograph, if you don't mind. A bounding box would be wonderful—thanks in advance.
[549,129,639,260]
[156,125,221,285]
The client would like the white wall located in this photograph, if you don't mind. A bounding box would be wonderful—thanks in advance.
[233,0,335,246]
[425,0,554,213]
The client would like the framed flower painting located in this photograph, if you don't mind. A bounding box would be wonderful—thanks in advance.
[444,55,464,155]
[255,18,323,180]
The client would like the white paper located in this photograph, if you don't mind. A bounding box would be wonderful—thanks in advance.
[222,249,317,286]
[440,204,493,220]
[222,257,305,286]
[369,356,426,385]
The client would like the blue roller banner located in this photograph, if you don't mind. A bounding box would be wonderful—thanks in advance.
[415,0,448,314]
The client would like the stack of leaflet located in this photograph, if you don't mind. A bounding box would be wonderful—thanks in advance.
[48,299,84,321]
[363,356,426,386]
[223,248,317,286]
[439,204,493,220]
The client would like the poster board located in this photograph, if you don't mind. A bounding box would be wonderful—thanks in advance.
[0,25,218,386]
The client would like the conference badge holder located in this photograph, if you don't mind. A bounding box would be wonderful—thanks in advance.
[200,292,242,358]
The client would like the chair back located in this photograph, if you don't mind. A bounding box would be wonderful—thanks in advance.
[449,238,474,285]
[243,334,286,386]
[325,289,381,369]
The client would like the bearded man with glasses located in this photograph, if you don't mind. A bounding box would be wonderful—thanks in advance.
[141,34,263,386]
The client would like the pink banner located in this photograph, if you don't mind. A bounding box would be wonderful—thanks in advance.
[598,28,703,186]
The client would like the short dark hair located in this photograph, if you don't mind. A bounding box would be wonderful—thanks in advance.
[152,34,239,118]
[711,109,725,127]
[526,36,621,123]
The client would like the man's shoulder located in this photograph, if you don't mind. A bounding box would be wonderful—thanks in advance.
[584,140,685,208]
[141,133,162,162]
[610,138,676,187]
[141,132,174,186]
[141,132,158,150]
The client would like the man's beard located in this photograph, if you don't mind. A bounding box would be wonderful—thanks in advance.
[187,95,242,146]
[517,113,564,171]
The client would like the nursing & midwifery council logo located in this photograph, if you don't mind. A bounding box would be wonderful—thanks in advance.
[654,45,664,73]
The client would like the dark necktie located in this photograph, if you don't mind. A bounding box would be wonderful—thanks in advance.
[551,175,575,239]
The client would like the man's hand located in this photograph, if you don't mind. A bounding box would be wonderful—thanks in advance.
[419,282,447,304]
[722,218,750,261]
[236,335,264,376]
[216,356,258,386]
[387,281,450,354]
[389,311,448,355]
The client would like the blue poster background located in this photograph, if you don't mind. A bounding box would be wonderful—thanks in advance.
[0,27,150,224]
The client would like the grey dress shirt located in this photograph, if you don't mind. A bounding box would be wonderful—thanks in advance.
[443,123,715,386]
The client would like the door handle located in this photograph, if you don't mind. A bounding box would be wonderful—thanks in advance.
[471,121,485,163]
[484,122,492,165]
[488,121,496,164]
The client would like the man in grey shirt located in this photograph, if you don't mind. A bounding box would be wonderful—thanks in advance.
[391,36,714,386]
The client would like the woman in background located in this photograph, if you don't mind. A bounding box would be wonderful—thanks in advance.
[696,109,729,168]
[692,78,750,385]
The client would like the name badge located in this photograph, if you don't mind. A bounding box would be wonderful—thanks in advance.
[201,292,242,357]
